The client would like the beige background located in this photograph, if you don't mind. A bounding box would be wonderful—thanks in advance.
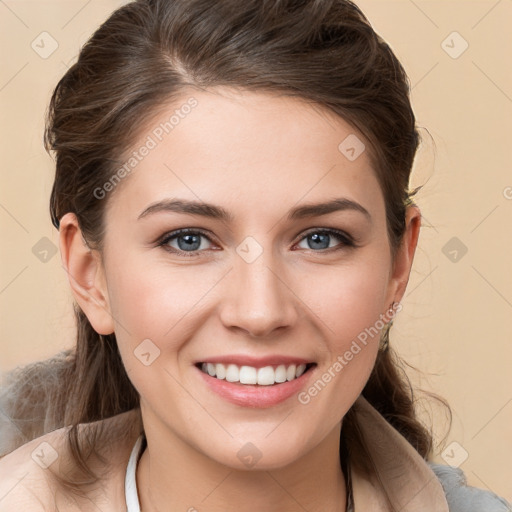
[1,0,511,501]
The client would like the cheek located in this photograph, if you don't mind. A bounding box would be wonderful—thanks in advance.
[304,256,391,346]
[106,253,216,343]
[294,254,391,420]
[104,254,206,406]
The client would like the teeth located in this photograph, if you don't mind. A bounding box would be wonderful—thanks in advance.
[257,366,275,386]
[296,364,306,378]
[199,362,311,385]
[226,364,239,383]
[275,365,287,383]
[240,366,257,384]
[215,363,226,380]
[207,363,216,377]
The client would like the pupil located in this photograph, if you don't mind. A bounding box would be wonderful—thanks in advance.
[178,234,200,251]
[309,233,329,250]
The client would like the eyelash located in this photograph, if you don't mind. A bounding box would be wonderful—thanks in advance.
[156,227,356,257]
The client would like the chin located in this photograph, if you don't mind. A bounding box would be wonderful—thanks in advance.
[203,434,311,471]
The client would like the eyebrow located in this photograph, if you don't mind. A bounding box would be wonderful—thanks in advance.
[137,197,371,222]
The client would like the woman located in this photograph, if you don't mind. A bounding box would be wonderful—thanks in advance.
[0,0,510,510]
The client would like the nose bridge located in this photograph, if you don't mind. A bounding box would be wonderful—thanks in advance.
[220,243,296,337]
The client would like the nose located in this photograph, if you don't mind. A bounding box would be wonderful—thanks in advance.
[218,251,298,338]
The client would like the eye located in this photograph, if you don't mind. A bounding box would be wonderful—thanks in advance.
[158,229,216,256]
[295,228,354,252]
[157,227,355,257]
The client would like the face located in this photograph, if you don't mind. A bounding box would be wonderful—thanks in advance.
[83,88,411,469]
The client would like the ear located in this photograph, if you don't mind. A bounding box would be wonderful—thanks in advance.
[385,205,422,307]
[59,212,115,335]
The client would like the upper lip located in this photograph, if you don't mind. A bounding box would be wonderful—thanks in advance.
[196,355,315,368]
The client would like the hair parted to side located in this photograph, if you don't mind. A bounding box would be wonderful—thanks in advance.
[0,0,451,499]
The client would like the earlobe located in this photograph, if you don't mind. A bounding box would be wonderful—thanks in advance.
[388,206,422,305]
[59,212,115,335]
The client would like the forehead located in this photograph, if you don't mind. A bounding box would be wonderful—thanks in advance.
[104,87,384,224]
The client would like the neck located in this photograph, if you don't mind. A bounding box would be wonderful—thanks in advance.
[136,416,347,512]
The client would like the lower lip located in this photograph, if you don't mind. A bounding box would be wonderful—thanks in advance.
[195,365,315,408]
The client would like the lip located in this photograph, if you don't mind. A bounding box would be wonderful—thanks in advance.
[196,354,313,368]
[195,361,317,408]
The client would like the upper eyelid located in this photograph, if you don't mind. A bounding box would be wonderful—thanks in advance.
[160,228,216,243]
[296,228,354,247]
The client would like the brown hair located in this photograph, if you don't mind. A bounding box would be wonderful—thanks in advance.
[1,0,450,499]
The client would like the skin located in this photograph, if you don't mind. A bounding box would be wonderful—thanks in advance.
[59,87,421,512]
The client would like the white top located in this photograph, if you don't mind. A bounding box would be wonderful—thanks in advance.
[125,434,144,512]
[122,398,512,512]
[123,432,353,511]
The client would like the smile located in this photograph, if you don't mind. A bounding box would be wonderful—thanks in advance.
[198,362,315,386]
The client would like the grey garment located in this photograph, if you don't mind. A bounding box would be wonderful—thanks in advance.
[428,463,512,512]
[344,461,511,512]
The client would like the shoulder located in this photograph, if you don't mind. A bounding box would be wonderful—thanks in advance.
[0,427,64,511]
[428,462,512,512]
[0,409,141,512]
